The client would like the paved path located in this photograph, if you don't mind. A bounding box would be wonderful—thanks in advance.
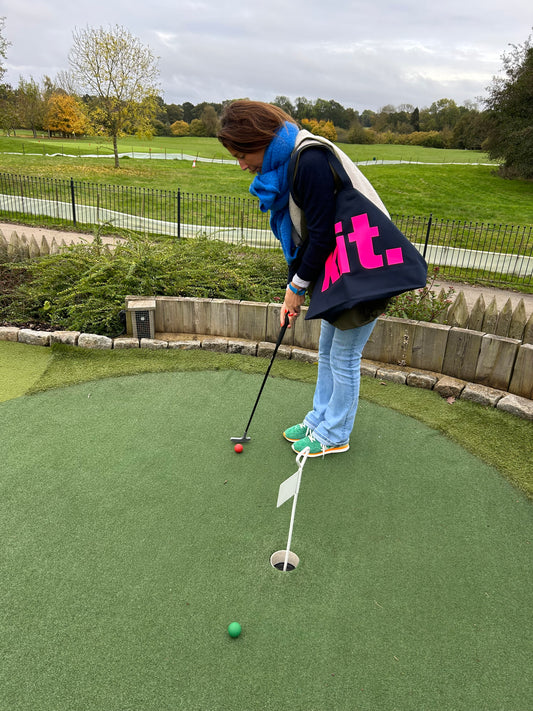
[2,221,532,318]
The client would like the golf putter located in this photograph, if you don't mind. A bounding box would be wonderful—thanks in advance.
[231,313,290,444]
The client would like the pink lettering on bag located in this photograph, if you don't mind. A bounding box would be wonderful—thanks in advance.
[334,222,350,273]
[386,247,404,265]
[321,227,350,291]
[321,213,405,292]
[347,214,383,269]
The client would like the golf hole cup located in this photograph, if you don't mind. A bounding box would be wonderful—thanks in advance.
[270,550,300,572]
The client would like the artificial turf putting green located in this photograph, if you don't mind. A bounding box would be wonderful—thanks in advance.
[0,370,531,711]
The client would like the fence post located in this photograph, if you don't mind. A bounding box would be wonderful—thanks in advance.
[177,189,181,238]
[70,177,77,226]
[423,213,432,259]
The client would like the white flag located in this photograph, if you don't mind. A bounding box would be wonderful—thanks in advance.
[277,471,300,507]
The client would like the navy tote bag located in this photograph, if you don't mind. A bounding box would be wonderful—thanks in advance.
[291,150,428,325]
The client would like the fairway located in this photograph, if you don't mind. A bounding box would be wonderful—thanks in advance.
[1,370,531,711]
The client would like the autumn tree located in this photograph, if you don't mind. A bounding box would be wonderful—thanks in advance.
[170,120,189,136]
[68,24,160,167]
[483,33,533,179]
[301,118,337,141]
[44,92,89,137]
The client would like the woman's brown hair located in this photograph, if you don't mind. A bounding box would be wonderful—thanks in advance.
[218,100,297,153]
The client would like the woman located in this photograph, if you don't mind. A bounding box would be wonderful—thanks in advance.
[218,100,389,457]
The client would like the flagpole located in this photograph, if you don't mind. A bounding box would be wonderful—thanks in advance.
[283,468,301,571]
[283,447,309,571]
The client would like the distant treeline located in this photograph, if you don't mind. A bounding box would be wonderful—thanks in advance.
[158,95,488,150]
[0,73,487,151]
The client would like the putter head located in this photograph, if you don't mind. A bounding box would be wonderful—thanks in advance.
[230,434,251,444]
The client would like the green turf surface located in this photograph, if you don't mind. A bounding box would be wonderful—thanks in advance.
[0,370,531,711]
[0,341,52,402]
[14,343,533,499]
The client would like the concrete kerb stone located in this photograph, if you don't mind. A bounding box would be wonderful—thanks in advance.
[1,324,532,420]
[497,394,533,420]
[78,333,113,349]
[50,331,81,346]
[462,383,504,408]
[18,329,51,347]
[113,337,140,349]
[0,326,20,342]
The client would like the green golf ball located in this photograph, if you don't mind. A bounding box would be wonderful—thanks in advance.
[227,622,242,638]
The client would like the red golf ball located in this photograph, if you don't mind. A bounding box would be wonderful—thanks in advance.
[234,443,243,453]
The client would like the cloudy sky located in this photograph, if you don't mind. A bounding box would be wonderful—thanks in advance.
[2,0,531,111]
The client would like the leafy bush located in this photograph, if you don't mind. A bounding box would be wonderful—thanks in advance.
[386,268,455,322]
[4,234,288,335]
[3,235,456,335]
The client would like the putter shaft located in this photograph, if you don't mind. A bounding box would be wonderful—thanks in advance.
[230,314,289,443]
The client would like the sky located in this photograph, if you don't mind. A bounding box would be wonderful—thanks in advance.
[1,0,531,112]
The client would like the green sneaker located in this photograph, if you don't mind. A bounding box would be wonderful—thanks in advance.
[283,423,311,442]
[292,434,349,458]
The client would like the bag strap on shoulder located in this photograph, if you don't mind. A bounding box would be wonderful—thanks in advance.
[288,139,351,245]
[289,141,352,205]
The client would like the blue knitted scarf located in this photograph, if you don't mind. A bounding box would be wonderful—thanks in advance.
[250,121,300,264]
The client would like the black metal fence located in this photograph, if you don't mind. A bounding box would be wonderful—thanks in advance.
[1,171,531,286]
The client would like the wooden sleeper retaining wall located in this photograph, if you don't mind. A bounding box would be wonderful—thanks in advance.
[127,296,533,403]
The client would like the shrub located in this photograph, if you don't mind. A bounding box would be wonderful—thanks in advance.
[5,234,288,335]
[386,268,455,322]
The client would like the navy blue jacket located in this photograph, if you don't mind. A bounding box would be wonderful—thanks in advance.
[288,147,337,284]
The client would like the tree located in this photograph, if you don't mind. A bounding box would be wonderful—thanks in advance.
[189,118,207,136]
[452,110,488,150]
[68,24,160,167]
[166,103,184,124]
[44,92,89,137]
[294,96,313,121]
[360,109,376,127]
[483,33,533,178]
[0,83,17,135]
[181,101,195,123]
[420,98,461,132]
[346,121,374,144]
[199,105,219,136]
[170,120,189,136]
[41,76,57,102]
[0,16,10,83]
[17,77,44,136]
[273,95,295,117]
[410,107,420,132]
[301,118,337,141]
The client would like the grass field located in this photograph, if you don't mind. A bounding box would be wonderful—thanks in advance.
[0,132,499,163]
[1,134,532,226]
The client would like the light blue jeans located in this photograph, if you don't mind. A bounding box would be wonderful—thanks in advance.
[303,318,377,447]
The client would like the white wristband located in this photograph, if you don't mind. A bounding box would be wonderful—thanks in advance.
[291,274,311,289]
